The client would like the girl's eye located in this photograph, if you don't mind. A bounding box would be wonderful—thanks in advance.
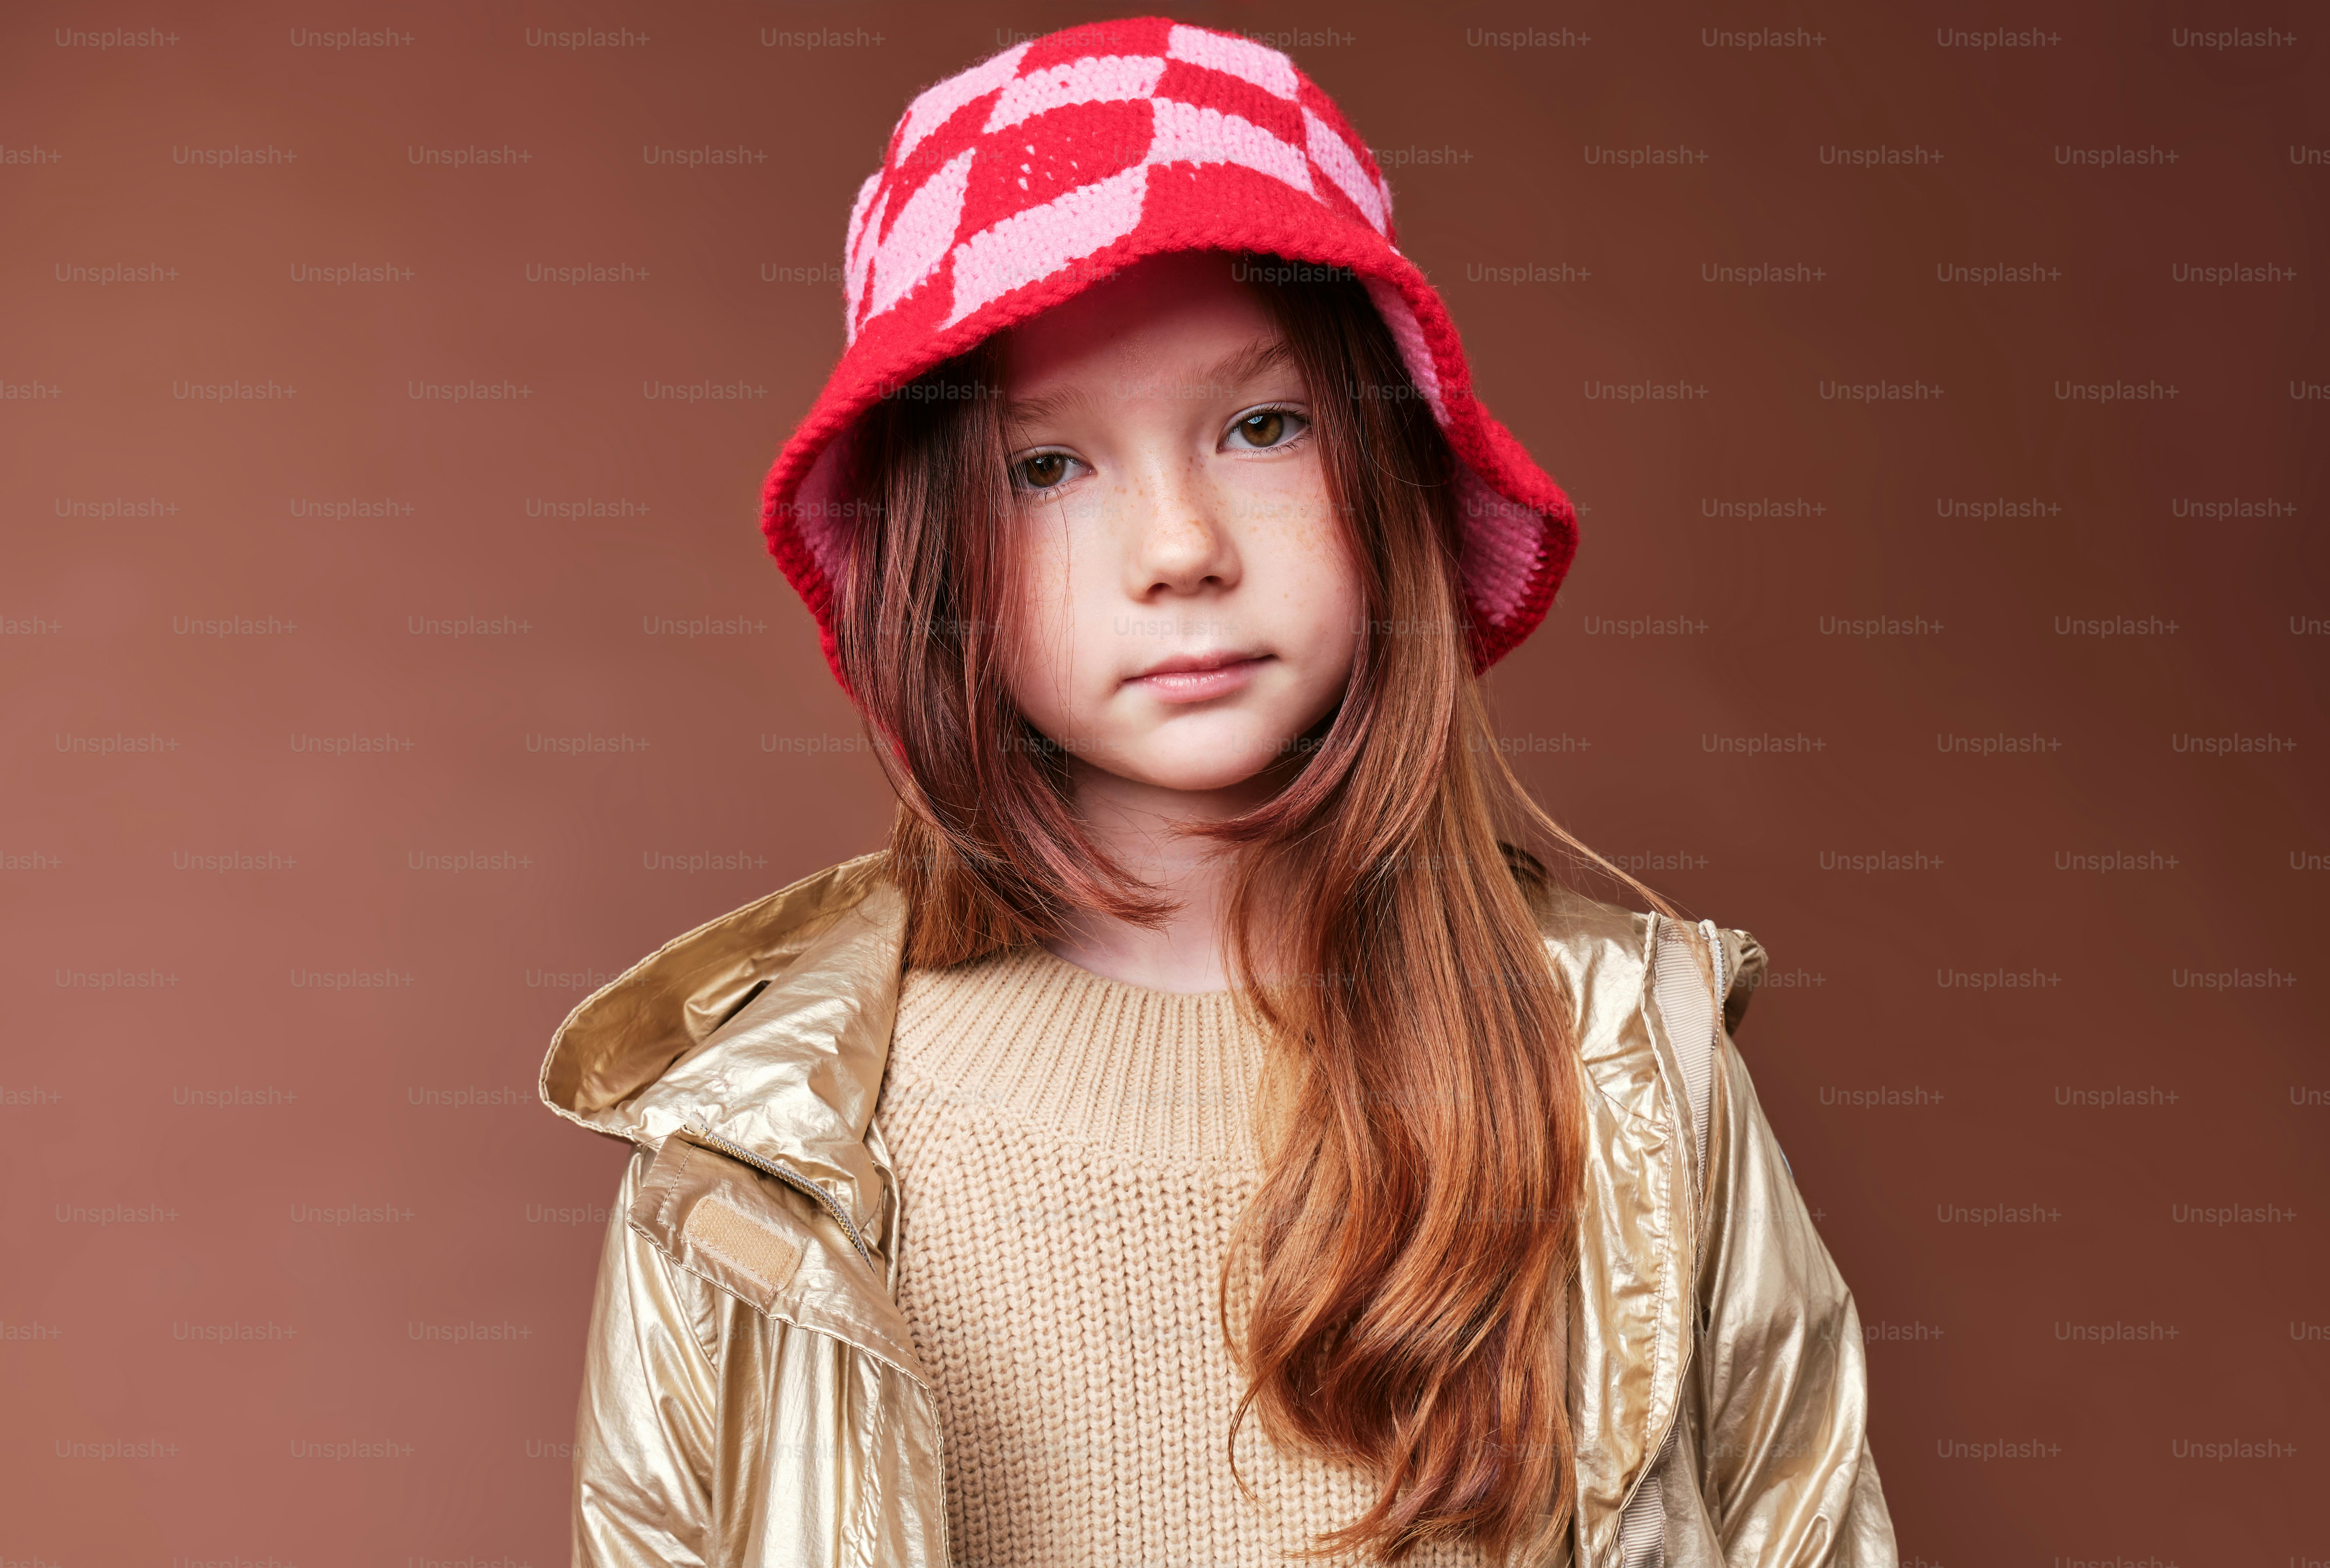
[1226,408,1307,451]
[1014,452,1076,490]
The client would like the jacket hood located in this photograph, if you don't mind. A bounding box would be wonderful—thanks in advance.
[538,852,904,1256]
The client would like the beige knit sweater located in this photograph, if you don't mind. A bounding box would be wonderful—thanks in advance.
[876,944,1493,1568]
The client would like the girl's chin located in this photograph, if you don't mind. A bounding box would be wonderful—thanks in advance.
[1112,743,1304,796]
[1057,706,1329,795]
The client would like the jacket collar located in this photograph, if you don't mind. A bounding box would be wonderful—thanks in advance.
[537,852,905,1255]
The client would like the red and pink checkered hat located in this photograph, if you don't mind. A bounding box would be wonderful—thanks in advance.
[761,16,1578,682]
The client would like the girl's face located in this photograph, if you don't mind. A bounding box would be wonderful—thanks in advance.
[996,252,1364,798]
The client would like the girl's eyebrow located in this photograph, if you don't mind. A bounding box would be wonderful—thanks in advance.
[1004,337,1299,430]
[1003,385,1092,428]
[1201,336,1296,394]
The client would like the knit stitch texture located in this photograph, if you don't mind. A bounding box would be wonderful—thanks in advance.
[876,943,1493,1567]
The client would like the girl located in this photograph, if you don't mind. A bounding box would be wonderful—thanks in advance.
[540,19,1896,1567]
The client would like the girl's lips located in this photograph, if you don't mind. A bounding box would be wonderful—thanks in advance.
[1125,654,1271,704]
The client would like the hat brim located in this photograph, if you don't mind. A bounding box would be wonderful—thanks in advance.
[762,161,1574,687]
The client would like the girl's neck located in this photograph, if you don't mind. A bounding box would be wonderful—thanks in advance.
[1042,763,1265,994]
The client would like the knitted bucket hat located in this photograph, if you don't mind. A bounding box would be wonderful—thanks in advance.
[761,16,1577,683]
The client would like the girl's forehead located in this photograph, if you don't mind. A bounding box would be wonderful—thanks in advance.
[1001,252,1279,392]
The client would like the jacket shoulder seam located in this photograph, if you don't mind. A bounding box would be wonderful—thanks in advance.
[637,1216,725,1374]
[630,1138,936,1390]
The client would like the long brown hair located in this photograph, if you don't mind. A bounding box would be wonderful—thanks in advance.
[831,253,1652,1562]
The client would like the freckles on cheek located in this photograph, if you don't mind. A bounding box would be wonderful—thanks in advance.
[1279,476,1358,610]
[1273,452,1342,548]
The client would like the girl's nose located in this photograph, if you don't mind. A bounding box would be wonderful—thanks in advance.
[1124,471,1241,599]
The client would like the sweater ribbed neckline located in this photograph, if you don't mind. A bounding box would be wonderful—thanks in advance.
[889,944,1269,1169]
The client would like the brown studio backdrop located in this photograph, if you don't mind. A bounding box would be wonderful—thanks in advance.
[4,0,2323,1559]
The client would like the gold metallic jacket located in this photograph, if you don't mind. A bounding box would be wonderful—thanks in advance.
[539,854,1898,1566]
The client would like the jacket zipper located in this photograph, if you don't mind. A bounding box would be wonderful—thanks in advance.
[684,1122,876,1267]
